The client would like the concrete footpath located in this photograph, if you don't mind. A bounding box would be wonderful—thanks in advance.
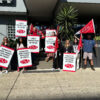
[0,68,100,100]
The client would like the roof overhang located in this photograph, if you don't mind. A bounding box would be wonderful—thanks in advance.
[24,0,59,22]
[64,0,100,17]
[70,2,100,17]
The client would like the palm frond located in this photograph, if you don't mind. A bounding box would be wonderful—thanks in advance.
[55,3,78,40]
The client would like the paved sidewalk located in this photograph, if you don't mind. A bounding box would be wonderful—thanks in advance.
[0,68,100,100]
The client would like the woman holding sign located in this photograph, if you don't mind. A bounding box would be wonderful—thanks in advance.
[0,37,10,74]
[17,37,26,72]
[1,37,10,47]
[64,40,74,53]
[73,38,80,69]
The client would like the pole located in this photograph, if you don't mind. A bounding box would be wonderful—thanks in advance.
[81,48,83,68]
[94,36,98,66]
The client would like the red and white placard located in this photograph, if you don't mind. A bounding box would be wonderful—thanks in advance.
[15,20,27,37]
[17,48,32,68]
[46,29,57,36]
[0,45,14,69]
[45,36,57,53]
[27,35,40,53]
[63,53,77,72]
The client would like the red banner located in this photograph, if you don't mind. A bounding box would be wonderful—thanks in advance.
[29,24,33,34]
[77,34,83,52]
[80,19,95,34]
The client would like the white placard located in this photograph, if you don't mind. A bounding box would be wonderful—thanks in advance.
[17,48,32,68]
[63,53,77,72]
[46,29,57,36]
[0,45,14,69]
[45,36,57,53]
[15,20,27,37]
[27,35,40,53]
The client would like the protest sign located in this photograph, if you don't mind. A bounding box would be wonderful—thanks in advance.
[46,29,57,36]
[63,53,77,72]
[27,35,40,53]
[17,48,32,68]
[15,20,27,37]
[45,36,57,53]
[0,45,14,69]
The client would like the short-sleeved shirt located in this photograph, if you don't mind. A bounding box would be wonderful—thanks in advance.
[83,39,95,53]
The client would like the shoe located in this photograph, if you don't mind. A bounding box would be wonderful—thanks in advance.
[83,65,87,69]
[52,68,55,71]
[23,68,27,71]
[56,68,60,70]
[45,57,49,62]
[5,70,8,74]
[0,71,2,74]
[17,68,19,72]
[91,65,95,71]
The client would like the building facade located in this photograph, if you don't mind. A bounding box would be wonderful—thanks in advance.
[0,0,27,43]
[0,0,100,43]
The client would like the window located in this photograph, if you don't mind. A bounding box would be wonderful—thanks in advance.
[0,0,16,7]
[7,24,15,40]
[0,0,12,3]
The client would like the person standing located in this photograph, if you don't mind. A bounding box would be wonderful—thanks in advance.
[52,37,59,70]
[53,39,64,70]
[33,27,38,36]
[63,40,74,53]
[83,35,97,70]
[57,40,73,70]
[73,38,80,69]
[0,37,10,74]
[32,26,40,67]
[45,32,56,62]
[16,37,26,72]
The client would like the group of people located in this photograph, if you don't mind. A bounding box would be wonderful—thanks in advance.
[46,33,97,71]
[0,26,97,74]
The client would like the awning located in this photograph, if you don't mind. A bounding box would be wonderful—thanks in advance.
[24,0,59,22]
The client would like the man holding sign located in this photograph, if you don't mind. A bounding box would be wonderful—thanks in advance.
[27,35,40,67]
[45,32,57,62]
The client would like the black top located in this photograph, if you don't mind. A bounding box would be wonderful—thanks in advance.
[63,45,74,53]
[58,43,74,53]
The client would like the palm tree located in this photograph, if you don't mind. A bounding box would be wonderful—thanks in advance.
[55,3,78,40]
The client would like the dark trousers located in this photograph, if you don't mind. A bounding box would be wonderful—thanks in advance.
[31,53,34,64]
[0,67,2,71]
[53,51,61,69]
[40,39,45,51]
[53,57,58,69]
[11,51,18,71]
[58,54,63,69]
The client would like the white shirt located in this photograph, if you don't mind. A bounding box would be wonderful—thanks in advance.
[73,45,78,53]
[17,43,25,49]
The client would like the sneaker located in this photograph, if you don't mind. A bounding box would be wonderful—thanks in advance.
[91,65,95,71]
[56,68,60,70]
[52,68,56,71]
[17,68,20,72]
[5,70,8,74]
[23,68,27,71]
[0,71,2,74]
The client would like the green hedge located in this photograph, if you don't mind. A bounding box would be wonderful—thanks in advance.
[95,36,100,41]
